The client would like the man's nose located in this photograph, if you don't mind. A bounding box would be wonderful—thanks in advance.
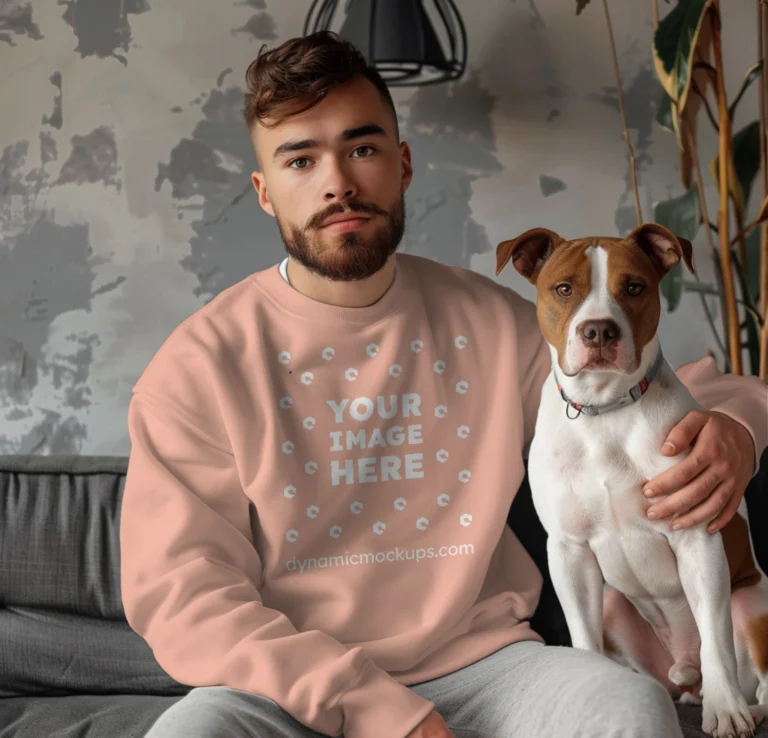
[579,319,621,347]
[323,161,358,202]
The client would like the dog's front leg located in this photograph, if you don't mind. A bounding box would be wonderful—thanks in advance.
[670,529,755,737]
[547,535,604,653]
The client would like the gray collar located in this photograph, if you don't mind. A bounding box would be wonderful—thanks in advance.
[552,348,665,419]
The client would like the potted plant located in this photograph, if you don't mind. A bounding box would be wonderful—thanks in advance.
[578,0,768,379]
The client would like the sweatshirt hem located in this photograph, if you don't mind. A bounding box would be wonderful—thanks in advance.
[392,622,543,686]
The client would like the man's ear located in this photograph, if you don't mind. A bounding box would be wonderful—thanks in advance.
[400,141,413,193]
[251,171,275,217]
[629,222,695,276]
[496,228,565,284]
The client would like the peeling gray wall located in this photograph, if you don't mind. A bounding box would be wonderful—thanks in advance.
[0,1,761,455]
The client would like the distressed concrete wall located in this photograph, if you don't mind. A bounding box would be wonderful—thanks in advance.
[1,1,761,455]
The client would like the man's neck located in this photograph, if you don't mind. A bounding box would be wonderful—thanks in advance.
[285,255,397,308]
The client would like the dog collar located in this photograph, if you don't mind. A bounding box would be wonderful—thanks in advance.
[553,348,665,419]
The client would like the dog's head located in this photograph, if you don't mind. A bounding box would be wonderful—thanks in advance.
[496,223,694,378]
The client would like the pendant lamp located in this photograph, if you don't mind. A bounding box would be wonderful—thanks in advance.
[303,0,467,86]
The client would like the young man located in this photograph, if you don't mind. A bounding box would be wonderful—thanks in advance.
[122,32,767,738]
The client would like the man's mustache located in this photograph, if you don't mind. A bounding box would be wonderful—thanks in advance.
[306,200,389,230]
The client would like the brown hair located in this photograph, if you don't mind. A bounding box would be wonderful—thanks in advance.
[242,31,398,135]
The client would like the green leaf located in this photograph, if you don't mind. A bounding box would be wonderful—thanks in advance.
[746,312,760,375]
[653,185,702,242]
[656,91,675,133]
[680,280,718,294]
[709,120,761,216]
[653,0,713,108]
[653,186,702,312]
[729,61,763,118]
[733,121,761,213]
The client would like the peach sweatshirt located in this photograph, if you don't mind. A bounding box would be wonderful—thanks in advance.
[120,253,767,738]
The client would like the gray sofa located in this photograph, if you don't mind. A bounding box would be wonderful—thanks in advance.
[0,452,766,738]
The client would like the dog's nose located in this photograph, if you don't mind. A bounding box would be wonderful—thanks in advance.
[580,319,621,347]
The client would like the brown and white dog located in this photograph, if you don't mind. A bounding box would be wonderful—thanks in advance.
[496,223,768,737]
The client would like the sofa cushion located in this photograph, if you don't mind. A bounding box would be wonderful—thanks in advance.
[0,456,127,619]
[0,606,189,698]
[0,456,191,698]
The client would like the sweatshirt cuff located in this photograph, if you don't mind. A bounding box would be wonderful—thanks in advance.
[335,659,435,738]
[710,400,766,479]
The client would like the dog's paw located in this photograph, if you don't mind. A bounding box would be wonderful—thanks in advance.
[749,705,767,726]
[669,663,701,687]
[679,691,703,706]
[702,693,756,737]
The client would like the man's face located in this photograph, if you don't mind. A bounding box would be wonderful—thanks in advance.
[250,76,413,282]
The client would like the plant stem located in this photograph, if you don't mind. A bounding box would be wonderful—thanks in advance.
[603,0,642,226]
[653,0,659,29]
[712,2,743,373]
[730,218,762,245]
[759,0,768,378]
[684,118,732,369]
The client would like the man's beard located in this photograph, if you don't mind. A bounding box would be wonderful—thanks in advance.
[276,195,406,282]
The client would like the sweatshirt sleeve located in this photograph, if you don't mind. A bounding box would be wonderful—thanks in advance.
[509,292,553,458]
[674,356,768,477]
[120,389,435,738]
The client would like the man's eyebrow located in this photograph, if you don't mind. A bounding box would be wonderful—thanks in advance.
[340,124,386,141]
[272,124,387,160]
[273,138,318,160]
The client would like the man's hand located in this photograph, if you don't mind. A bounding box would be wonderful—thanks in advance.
[642,410,753,534]
[405,710,456,738]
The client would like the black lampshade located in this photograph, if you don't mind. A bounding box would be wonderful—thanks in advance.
[304,0,467,86]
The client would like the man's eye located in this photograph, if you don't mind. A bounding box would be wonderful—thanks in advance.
[289,158,310,169]
[352,146,374,157]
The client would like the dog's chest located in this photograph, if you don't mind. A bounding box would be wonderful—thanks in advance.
[544,419,654,535]
[529,371,696,539]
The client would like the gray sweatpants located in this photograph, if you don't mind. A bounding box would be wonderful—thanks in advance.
[143,640,695,738]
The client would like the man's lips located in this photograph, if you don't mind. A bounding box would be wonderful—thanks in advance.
[321,213,372,232]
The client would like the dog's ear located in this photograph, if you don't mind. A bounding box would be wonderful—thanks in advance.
[629,222,695,277]
[496,228,565,284]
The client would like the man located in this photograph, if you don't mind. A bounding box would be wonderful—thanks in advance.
[121,31,767,738]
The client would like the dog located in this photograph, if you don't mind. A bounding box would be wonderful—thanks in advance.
[495,222,768,738]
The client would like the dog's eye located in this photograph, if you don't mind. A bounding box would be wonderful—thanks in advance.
[555,284,572,297]
[627,282,645,296]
